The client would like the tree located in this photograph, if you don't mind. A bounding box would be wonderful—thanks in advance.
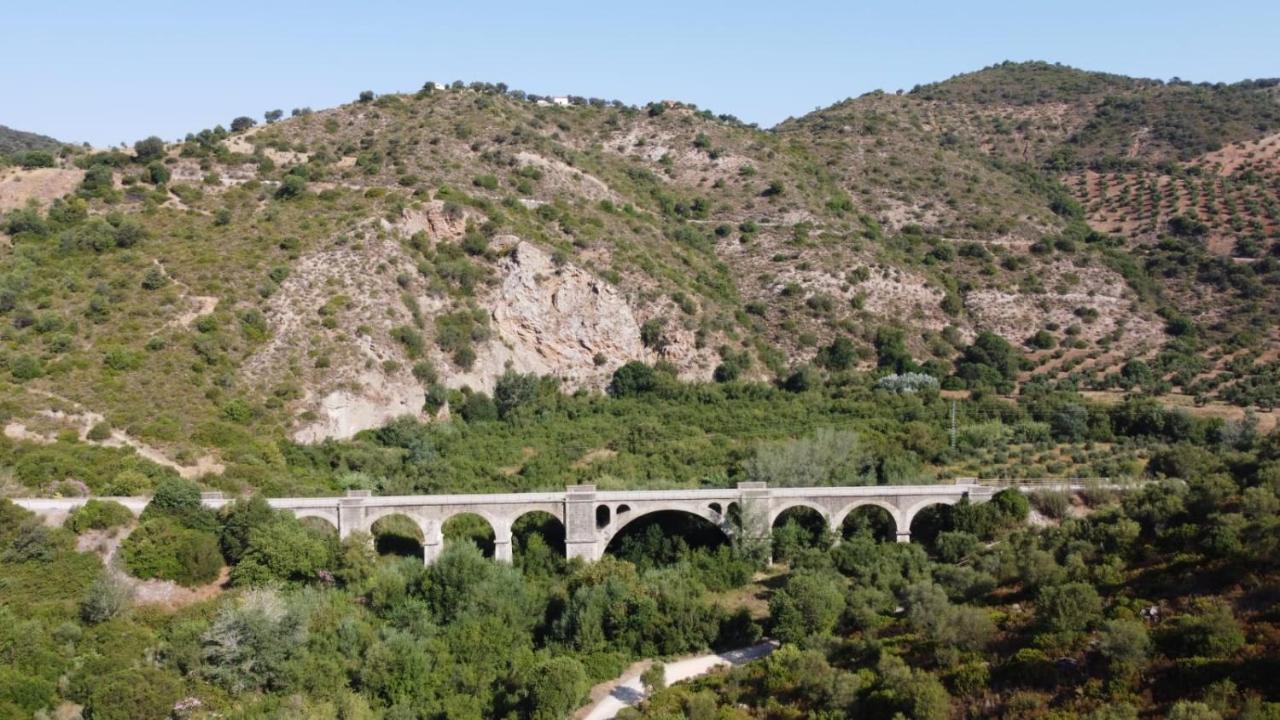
[263,109,284,123]
[230,515,334,586]
[816,336,857,371]
[1162,599,1244,658]
[640,318,668,352]
[1098,618,1151,671]
[640,662,666,694]
[275,174,306,199]
[64,499,133,533]
[335,531,378,587]
[80,572,133,624]
[874,327,917,373]
[608,361,658,397]
[201,589,306,693]
[955,331,1021,392]
[458,391,498,422]
[141,477,216,531]
[230,116,257,132]
[1051,403,1090,441]
[494,369,540,419]
[217,495,276,564]
[777,364,818,393]
[357,90,376,103]
[744,428,871,487]
[1037,582,1102,634]
[769,571,846,643]
[527,657,588,720]
[121,518,223,586]
[144,160,169,185]
[868,655,951,720]
[132,136,165,163]
[991,488,1030,522]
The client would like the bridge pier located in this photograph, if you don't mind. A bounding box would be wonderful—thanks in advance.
[493,539,513,563]
[338,491,371,540]
[423,537,444,565]
[564,484,601,562]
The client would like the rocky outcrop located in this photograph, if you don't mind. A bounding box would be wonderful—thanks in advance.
[451,241,647,391]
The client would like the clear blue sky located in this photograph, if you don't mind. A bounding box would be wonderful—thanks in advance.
[5,0,1278,146]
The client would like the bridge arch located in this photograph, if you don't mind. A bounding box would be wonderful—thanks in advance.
[363,507,432,540]
[831,499,899,530]
[609,504,734,540]
[904,496,967,546]
[441,511,499,558]
[604,507,733,564]
[770,502,832,561]
[288,508,341,534]
[837,503,898,542]
[370,512,427,558]
[768,500,831,529]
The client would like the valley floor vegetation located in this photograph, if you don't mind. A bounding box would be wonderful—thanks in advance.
[1,374,1278,718]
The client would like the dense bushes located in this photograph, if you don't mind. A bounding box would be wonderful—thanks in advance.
[64,499,134,534]
[120,518,222,586]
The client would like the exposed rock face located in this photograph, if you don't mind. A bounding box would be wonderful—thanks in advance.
[240,229,432,443]
[395,201,469,241]
[247,229,659,440]
[294,369,425,444]
[451,241,647,391]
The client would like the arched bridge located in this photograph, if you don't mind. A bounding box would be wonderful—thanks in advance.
[14,482,997,564]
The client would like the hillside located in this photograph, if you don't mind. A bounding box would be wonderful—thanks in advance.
[0,124,63,157]
[0,63,1277,493]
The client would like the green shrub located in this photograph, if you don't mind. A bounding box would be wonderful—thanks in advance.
[8,354,43,380]
[141,477,216,531]
[1161,599,1245,658]
[84,667,183,720]
[120,518,223,586]
[64,500,134,534]
[0,667,56,715]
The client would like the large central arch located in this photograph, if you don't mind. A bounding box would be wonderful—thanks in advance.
[603,507,732,567]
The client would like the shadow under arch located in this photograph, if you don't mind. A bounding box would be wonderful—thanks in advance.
[770,504,830,562]
[442,512,496,558]
[604,509,730,569]
[370,513,425,558]
[908,502,956,547]
[839,504,897,542]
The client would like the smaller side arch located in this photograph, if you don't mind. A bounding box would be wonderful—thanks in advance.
[767,500,832,530]
[440,510,503,560]
[902,494,970,546]
[900,495,968,533]
[289,509,341,536]
[831,500,905,538]
[362,507,433,542]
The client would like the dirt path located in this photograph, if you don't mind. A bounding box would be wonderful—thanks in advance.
[576,641,778,720]
[6,388,223,478]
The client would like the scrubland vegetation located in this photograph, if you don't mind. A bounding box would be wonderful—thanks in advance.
[2,61,1280,718]
[2,398,1278,718]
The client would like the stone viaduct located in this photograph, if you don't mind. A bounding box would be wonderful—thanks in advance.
[14,482,997,564]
